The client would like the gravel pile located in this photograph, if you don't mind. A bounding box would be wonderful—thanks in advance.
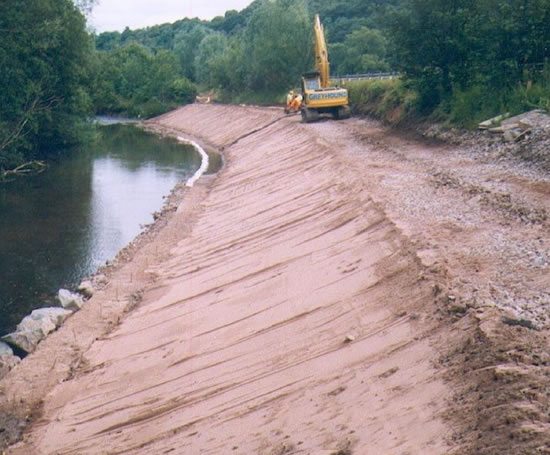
[419,111,550,173]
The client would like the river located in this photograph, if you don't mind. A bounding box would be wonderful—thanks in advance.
[0,123,204,335]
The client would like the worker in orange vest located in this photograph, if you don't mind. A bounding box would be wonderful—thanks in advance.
[285,90,303,114]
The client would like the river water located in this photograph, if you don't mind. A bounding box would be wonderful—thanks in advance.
[0,123,203,335]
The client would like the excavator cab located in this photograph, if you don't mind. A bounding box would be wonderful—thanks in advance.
[302,73,322,91]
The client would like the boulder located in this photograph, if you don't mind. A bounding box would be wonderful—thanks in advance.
[2,310,60,353]
[2,329,43,354]
[58,289,84,312]
[77,280,94,298]
[0,341,14,356]
[28,307,72,328]
[17,313,56,336]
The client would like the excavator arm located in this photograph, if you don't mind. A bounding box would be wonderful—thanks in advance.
[313,14,330,89]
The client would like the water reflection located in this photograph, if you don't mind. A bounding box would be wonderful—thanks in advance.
[0,124,200,334]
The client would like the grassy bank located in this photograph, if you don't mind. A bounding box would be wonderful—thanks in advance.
[345,72,550,128]
[344,79,419,125]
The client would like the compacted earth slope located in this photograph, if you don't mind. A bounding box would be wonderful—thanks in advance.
[2,105,548,455]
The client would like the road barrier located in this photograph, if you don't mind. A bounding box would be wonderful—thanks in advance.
[332,72,400,84]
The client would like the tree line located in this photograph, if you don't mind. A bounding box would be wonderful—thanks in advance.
[1,0,548,169]
[93,0,396,105]
[388,0,550,118]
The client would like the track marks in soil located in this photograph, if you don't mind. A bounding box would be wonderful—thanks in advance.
[11,107,451,454]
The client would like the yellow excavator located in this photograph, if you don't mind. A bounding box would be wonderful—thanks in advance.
[299,15,350,123]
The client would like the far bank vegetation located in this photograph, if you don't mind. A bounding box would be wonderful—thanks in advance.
[1,0,548,169]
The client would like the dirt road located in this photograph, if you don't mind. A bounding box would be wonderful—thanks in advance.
[1,105,548,454]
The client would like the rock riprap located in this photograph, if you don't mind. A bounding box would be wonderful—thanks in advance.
[77,281,95,298]
[1,307,72,354]
[0,341,14,357]
[0,341,21,380]
[58,289,84,312]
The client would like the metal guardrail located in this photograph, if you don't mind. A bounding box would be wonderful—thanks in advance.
[332,72,400,84]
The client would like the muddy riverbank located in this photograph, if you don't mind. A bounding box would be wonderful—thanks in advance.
[1,104,548,454]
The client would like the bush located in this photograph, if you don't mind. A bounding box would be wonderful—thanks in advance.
[346,78,419,124]
[135,99,167,118]
[92,44,199,119]
[169,78,198,104]
[445,85,497,128]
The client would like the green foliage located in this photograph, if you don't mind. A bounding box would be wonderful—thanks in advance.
[114,0,312,100]
[90,0,548,126]
[173,25,212,80]
[74,0,97,16]
[92,0,399,101]
[194,33,229,87]
[330,27,389,74]
[217,89,288,106]
[346,79,419,124]
[307,0,401,42]
[91,43,197,118]
[210,10,244,34]
[2,0,547,172]
[121,20,201,50]
[169,78,198,104]
[447,71,550,127]
[0,0,93,169]
[388,0,550,114]
[348,71,549,130]
[241,0,312,93]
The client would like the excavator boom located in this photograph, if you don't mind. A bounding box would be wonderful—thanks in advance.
[313,14,330,89]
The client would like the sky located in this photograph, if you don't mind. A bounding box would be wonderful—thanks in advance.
[90,0,254,33]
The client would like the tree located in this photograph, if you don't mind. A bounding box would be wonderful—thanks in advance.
[243,0,312,92]
[206,36,247,93]
[174,25,212,81]
[465,0,550,88]
[194,33,229,87]
[387,0,474,109]
[0,0,93,169]
[210,9,247,34]
[92,43,197,117]
[331,27,389,74]
[388,0,550,111]
[74,0,97,16]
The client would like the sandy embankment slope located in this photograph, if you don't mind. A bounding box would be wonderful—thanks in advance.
[4,104,455,454]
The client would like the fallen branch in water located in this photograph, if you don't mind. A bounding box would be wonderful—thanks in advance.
[1,160,47,180]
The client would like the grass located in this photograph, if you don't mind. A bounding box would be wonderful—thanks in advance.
[345,78,419,125]
[446,78,550,128]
